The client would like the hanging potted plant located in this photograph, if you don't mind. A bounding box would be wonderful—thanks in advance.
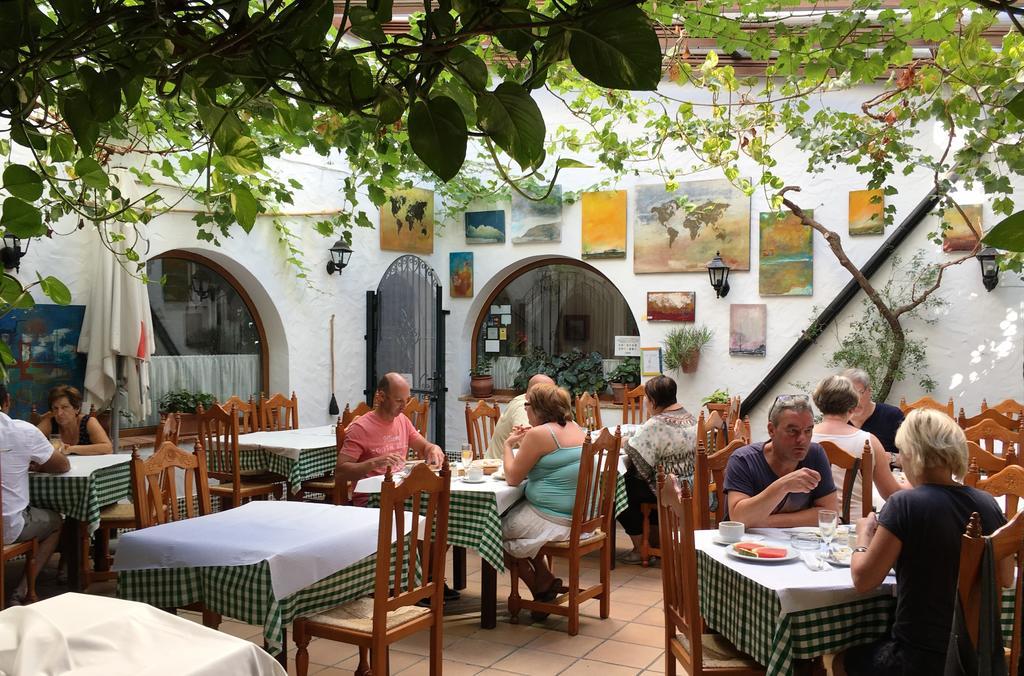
[607,357,641,404]
[470,357,494,398]
[663,325,714,374]
[702,388,731,416]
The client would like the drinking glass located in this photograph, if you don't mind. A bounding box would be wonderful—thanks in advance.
[818,509,838,555]
[460,443,473,466]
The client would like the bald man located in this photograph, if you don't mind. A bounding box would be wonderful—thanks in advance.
[484,373,556,459]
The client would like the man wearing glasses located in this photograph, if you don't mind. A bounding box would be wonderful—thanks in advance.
[724,395,838,527]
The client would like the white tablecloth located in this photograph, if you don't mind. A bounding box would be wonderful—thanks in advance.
[30,453,131,478]
[0,593,284,676]
[695,529,896,615]
[355,474,526,514]
[237,426,336,461]
[113,501,411,599]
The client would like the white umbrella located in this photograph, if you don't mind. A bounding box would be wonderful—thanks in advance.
[78,216,154,450]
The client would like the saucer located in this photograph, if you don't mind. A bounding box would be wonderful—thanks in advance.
[460,477,487,484]
[712,534,765,546]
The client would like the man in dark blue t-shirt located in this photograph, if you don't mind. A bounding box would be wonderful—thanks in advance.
[724,395,837,527]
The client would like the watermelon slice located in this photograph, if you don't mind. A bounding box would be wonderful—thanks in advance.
[733,542,763,553]
[754,547,789,559]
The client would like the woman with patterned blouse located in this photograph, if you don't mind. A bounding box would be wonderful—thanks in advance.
[616,375,697,564]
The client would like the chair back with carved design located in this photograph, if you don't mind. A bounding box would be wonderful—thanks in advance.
[725,395,742,427]
[622,384,649,425]
[899,395,954,417]
[403,396,430,438]
[575,392,603,431]
[221,395,259,433]
[341,401,372,427]
[964,442,1016,488]
[465,400,499,460]
[693,438,745,530]
[818,440,873,524]
[964,418,1022,458]
[658,472,703,674]
[732,415,752,444]
[131,441,212,529]
[196,403,240,486]
[973,464,1024,519]
[153,413,183,449]
[260,391,299,431]
[568,427,621,545]
[981,398,1024,425]
[960,407,1021,433]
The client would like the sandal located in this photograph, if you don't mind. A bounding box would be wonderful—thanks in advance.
[617,550,647,565]
[533,577,563,603]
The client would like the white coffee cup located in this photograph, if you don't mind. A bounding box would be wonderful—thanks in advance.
[718,521,745,543]
[466,466,484,481]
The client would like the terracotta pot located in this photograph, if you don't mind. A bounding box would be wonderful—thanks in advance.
[705,402,729,416]
[160,411,201,440]
[681,352,700,374]
[470,375,494,399]
[611,383,626,404]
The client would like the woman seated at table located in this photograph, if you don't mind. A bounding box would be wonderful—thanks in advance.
[811,375,908,519]
[501,383,586,602]
[35,385,112,455]
[836,409,1010,676]
[616,375,696,564]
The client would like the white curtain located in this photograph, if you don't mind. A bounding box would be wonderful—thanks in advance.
[143,354,261,426]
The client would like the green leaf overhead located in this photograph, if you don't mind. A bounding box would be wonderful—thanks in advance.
[1009,90,1024,123]
[408,96,468,182]
[230,187,260,232]
[3,165,44,201]
[982,211,1024,252]
[38,275,72,305]
[476,83,546,170]
[74,157,109,190]
[0,197,44,238]
[567,4,661,90]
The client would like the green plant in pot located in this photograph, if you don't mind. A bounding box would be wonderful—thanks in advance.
[663,325,714,374]
[608,357,641,404]
[158,389,216,414]
[553,348,608,400]
[470,356,495,399]
[702,388,731,415]
[513,346,556,391]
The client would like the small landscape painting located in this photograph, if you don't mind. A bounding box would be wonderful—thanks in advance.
[729,304,767,357]
[646,292,696,322]
[465,209,506,244]
[450,252,473,298]
[581,190,627,259]
[511,187,562,244]
[380,188,434,254]
[633,179,750,273]
[759,211,813,296]
[941,205,982,252]
[849,189,884,235]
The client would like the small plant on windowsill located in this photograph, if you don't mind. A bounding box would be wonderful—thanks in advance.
[470,357,494,399]
[158,389,216,414]
[663,325,714,374]
[607,357,641,404]
[702,388,731,415]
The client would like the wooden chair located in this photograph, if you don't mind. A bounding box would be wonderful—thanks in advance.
[692,438,746,530]
[964,442,1017,486]
[725,395,742,428]
[260,391,299,432]
[220,395,260,433]
[964,419,1022,458]
[575,392,603,430]
[732,415,752,444]
[899,395,954,417]
[507,427,622,636]
[298,416,356,505]
[293,461,452,676]
[971,464,1024,520]
[198,403,281,510]
[1,451,38,608]
[955,511,1024,676]
[622,384,649,424]
[342,401,372,427]
[818,440,873,524]
[131,440,213,528]
[465,400,500,461]
[982,398,1024,424]
[960,408,1021,433]
[403,397,430,438]
[658,471,764,675]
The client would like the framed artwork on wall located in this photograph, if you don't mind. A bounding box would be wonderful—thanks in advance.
[729,304,767,356]
[380,188,434,254]
[581,190,627,259]
[641,347,663,376]
[849,189,884,235]
[450,252,473,297]
[511,186,562,243]
[941,205,982,252]
[563,314,590,342]
[465,209,506,244]
[646,291,696,322]
[759,211,813,296]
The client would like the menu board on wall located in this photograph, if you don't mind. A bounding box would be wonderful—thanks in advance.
[614,336,641,357]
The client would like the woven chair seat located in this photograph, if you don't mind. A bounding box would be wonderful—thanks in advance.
[99,502,137,521]
[544,529,605,549]
[210,481,278,495]
[308,597,430,634]
[676,632,761,669]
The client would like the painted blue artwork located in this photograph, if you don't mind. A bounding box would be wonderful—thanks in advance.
[0,304,87,421]
[465,209,506,244]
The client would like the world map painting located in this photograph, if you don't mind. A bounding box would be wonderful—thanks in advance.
[633,180,750,273]
[380,188,434,254]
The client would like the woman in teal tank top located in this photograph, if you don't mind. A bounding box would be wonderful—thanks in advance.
[500,383,587,604]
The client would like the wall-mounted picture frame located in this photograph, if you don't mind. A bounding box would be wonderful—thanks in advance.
[563,314,590,342]
[646,291,696,322]
[641,347,663,377]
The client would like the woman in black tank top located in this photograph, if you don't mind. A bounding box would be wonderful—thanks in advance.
[35,385,112,455]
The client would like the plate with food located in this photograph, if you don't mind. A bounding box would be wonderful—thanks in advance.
[726,542,799,563]
[711,534,766,546]
[826,545,853,567]
[476,458,502,475]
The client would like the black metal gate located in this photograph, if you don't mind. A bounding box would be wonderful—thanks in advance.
[365,255,447,446]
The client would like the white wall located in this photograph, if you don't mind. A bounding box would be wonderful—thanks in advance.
[6,82,1021,445]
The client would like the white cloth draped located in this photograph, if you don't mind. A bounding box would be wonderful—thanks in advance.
[144,354,260,426]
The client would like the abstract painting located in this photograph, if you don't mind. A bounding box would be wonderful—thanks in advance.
[511,186,562,244]
[941,205,982,252]
[581,190,627,259]
[0,304,88,420]
[450,252,473,298]
[646,292,696,322]
[849,189,884,235]
[729,304,766,357]
[465,209,506,244]
[633,179,750,273]
[759,211,813,296]
[380,188,434,254]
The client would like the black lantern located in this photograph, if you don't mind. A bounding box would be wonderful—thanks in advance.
[0,236,29,272]
[706,251,731,298]
[976,246,999,292]
[326,238,353,275]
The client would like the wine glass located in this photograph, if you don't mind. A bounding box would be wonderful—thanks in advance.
[460,443,473,472]
[818,509,838,558]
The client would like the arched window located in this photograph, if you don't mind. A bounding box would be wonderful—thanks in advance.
[473,260,639,392]
[142,252,268,426]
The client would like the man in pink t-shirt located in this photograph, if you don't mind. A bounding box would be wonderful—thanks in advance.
[336,373,444,485]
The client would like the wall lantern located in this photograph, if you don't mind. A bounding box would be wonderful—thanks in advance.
[326,238,353,275]
[0,236,29,273]
[976,246,999,292]
[706,251,731,298]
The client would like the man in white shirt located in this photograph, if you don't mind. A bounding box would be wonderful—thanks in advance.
[1,384,69,603]
[484,373,555,458]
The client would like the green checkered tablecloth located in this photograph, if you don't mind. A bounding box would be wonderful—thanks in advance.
[696,550,1017,675]
[236,446,337,490]
[29,458,132,534]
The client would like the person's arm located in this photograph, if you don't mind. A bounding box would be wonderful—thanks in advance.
[503,427,550,486]
[850,513,901,591]
[34,415,52,439]
[334,426,403,482]
[409,434,444,465]
[66,417,113,455]
[36,449,71,474]
[727,467,825,527]
[871,434,908,499]
[26,427,70,474]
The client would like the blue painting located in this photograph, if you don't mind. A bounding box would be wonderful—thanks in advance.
[465,209,506,244]
[0,304,87,421]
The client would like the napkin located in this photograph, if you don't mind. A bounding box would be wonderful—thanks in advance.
[802,552,832,571]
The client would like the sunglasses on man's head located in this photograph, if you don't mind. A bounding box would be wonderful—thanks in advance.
[768,393,810,420]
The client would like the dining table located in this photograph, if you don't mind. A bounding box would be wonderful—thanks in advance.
[113,500,413,665]
[236,425,338,492]
[694,528,1016,676]
[29,453,133,590]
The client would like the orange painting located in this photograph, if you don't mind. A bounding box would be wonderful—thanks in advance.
[450,252,473,298]
[759,211,813,296]
[581,190,627,259]
[941,205,982,252]
[849,189,884,235]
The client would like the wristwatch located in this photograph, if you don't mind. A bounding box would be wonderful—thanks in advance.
[852,546,869,554]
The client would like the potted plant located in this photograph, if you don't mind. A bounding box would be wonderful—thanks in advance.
[552,348,608,400]
[470,357,494,398]
[608,357,641,404]
[158,388,216,436]
[702,388,731,416]
[663,325,714,374]
[513,346,555,391]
